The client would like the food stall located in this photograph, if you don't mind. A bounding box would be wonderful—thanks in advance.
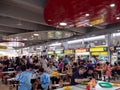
[75,48,90,60]
[90,47,108,63]
[47,51,55,58]
[55,50,64,60]
[114,46,120,61]
[64,49,75,58]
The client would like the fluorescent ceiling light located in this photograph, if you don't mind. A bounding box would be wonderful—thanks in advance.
[116,17,120,20]
[113,33,120,36]
[49,43,61,46]
[23,38,27,41]
[68,39,83,44]
[85,13,90,17]
[68,35,105,44]
[34,33,39,36]
[83,35,105,41]
[110,3,115,8]
[89,24,93,27]
[59,22,67,26]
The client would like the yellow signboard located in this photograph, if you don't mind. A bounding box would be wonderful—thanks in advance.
[64,50,73,54]
[90,18,104,26]
[91,52,108,56]
[0,46,7,49]
[47,51,54,55]
[90,47,106,52]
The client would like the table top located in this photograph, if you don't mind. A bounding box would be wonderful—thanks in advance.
[50,73,67,77]
[2,71,16,74]
[7,78,16,81]
[55,83,120,90]
[54,86,84,90]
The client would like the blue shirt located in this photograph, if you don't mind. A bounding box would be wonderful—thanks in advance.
[39,73,50,89]
[63,58,69,64]
[16,71,32,90]
[71,71,84,85]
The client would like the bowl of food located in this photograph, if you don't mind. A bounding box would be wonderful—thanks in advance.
[63,86,72,90]
[51,72,59,76]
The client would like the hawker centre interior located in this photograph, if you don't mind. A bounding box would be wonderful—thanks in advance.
[0,0,120,90]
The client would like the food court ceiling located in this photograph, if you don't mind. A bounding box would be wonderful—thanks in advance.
[0,0,120,48]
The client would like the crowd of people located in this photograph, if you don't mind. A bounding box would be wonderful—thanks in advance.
[0,55,120,90]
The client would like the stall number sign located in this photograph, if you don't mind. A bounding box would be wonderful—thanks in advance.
[75,49,86,53]
[91,52,108,55]
[90,47,107,52]
[0,46,7,49]
[64,50,73,54]
[90,18,104,26]
[47,52,54,55]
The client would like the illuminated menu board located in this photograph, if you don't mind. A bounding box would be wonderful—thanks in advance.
[90,18,104,26]
[64,50,73,54]
[47,51,54,55]
[91,52,108,56]
[0,46,7,49]
[90,47,107,52]
[75,48,87,53]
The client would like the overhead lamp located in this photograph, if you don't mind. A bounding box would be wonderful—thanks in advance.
[85,13,90,17]
[33,33,39,36]
[116,17,120,20]
[23,38,27,41]
[89,24,93,27]
[59,22,67,26]
[110,3,116,8]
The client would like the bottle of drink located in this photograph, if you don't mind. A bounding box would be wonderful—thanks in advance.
[91,78,96,90]
[86,82,91,90]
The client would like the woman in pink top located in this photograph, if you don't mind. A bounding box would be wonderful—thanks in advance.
[58,59,63,73]
[104,62,111,81]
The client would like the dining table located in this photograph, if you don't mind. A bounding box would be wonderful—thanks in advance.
[55,81,120,90]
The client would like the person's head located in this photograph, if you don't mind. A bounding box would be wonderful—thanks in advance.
[4,56,8,60]
[49,61,53,67]
[73,63,78,68]
[87,67,94,75]
[64,63,69,68]
[30,56,32,58]
[38,68,44,75]
[34,56,38,60]
[77,56,80,59]
[90,61,92,64]
[97,63,100,66]
[78,66,86,75]
[20,65,26,71]
[29,64,35,71]
[51,55,54,59]
[65,55,68,58]
[106,62,110,65]
[22,56,26,59]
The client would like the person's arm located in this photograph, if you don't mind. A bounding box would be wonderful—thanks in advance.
[75,78,89,83]
[36,78,42,84]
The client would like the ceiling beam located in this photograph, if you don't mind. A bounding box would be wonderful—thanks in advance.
[5,0,45,14]
[0,16,58,31]
[0,25,31,34]
[0,2,46,25]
